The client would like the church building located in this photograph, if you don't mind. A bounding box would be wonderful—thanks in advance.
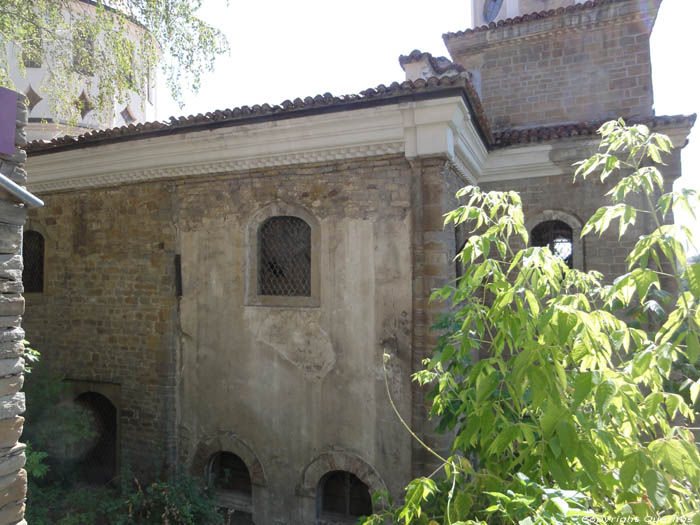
[22,0,695,523]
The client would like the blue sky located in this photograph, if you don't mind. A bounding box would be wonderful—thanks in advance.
[158,0,699,242]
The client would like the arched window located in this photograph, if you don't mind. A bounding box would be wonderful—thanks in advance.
[75,392,117,484]
[317,470,372,523]
[22,230,44,293]
[531,220,573,269]
[208,452,254,524]
[258,216,311,297]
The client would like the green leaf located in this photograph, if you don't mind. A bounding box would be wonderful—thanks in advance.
[687,332,700,364]
[573,372,593,409]
[642,469,668,509]
[620,454,638,490]
[631,349,653,378]
[595,380,616,414]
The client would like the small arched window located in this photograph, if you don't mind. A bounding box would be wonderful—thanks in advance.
[22,230,44,293]
[531,220,573,269]
[208,452,254,523]
[318,470,372,523]
[258,216,311,297]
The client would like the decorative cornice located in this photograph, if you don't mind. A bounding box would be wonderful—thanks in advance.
[28,142,405,193]
[27,97,484,193]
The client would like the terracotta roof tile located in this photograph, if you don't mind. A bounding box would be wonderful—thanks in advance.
[27,75,493,155]
[444,0,632,40]
[492,115,697,147]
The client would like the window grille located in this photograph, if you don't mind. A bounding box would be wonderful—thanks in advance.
[531,220,573,269]
[258,216,311,296]
[318,471,372,523]
[75,392,117,485]
[22,230,44,293]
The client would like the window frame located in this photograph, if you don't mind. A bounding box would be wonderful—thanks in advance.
[526,210,584,271]
[246,204,320,308]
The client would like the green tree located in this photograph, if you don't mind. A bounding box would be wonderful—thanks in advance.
[365,120,700,524]
[0,0,229,123]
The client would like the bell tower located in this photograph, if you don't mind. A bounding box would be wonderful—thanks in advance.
[452,0,663,132]
[472,0,578,27]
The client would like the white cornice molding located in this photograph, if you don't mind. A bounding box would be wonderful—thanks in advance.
[479,143,566,183]
[27,97,487,193]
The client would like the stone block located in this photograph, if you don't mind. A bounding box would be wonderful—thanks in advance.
[0,394,24,420]
[0,202,26,227]
[0,359,22,378]
[0,297,23,317]
[0,330,23,345]
[0,319,19,330]
[0,224,22,255]
[0,501,24,524]
[0,449,25,481]
[0,376,22,398]
[0,163,26,185]
[0,418,23,449]
[0,469,26,508]
[0,343,23,360]
[0,282,21,294]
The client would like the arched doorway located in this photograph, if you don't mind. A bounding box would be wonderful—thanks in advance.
[74,391,117,484]
[207,451,254,524]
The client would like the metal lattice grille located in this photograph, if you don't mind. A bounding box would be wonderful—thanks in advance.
[258,216,311,296]
[22,230,44,293]
[531,220,573,269]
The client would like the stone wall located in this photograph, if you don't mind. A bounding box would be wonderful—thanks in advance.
[24,153,446,522]
[24,181,179,477]
[0,94,30,525]
[448,0,660,131]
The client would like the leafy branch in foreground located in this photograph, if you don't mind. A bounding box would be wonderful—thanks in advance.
[0,0,229,124]
[364,120,700,524]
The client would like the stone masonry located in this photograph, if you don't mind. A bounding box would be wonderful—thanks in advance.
[0,92,42,525]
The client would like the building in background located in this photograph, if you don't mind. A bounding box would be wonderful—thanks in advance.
[20,0,694,523]
[7,0,158,142]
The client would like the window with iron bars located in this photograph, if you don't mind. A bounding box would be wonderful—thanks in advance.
[531,220,573,269]
[258,216,311,297]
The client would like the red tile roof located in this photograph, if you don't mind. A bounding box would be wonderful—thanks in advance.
[492,114,697,147]
[443,0,639,40]
[27,75,493,155]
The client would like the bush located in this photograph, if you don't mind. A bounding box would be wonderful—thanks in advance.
[364,121,700,524]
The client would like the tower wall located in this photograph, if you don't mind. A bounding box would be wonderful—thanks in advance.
[452,0,661,131]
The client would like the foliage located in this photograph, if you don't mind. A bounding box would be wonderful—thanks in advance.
[0,0,229,123]
[103,465,222,525]
[364,120,700,524]
[22,344,221,524]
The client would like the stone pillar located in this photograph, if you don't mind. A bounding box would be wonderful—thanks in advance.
[0,91,31,525]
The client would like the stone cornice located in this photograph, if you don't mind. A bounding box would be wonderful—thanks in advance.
[27,97,484,193]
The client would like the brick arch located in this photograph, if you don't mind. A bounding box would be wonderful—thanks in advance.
[526,209,585,271]
[191,432,266,487]
[298,451,388,506]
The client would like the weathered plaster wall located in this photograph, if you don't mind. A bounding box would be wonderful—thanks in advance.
[0,94,29,525]
[175,154,416,523]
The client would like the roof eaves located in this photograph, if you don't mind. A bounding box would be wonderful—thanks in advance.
[27,76,494,155]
